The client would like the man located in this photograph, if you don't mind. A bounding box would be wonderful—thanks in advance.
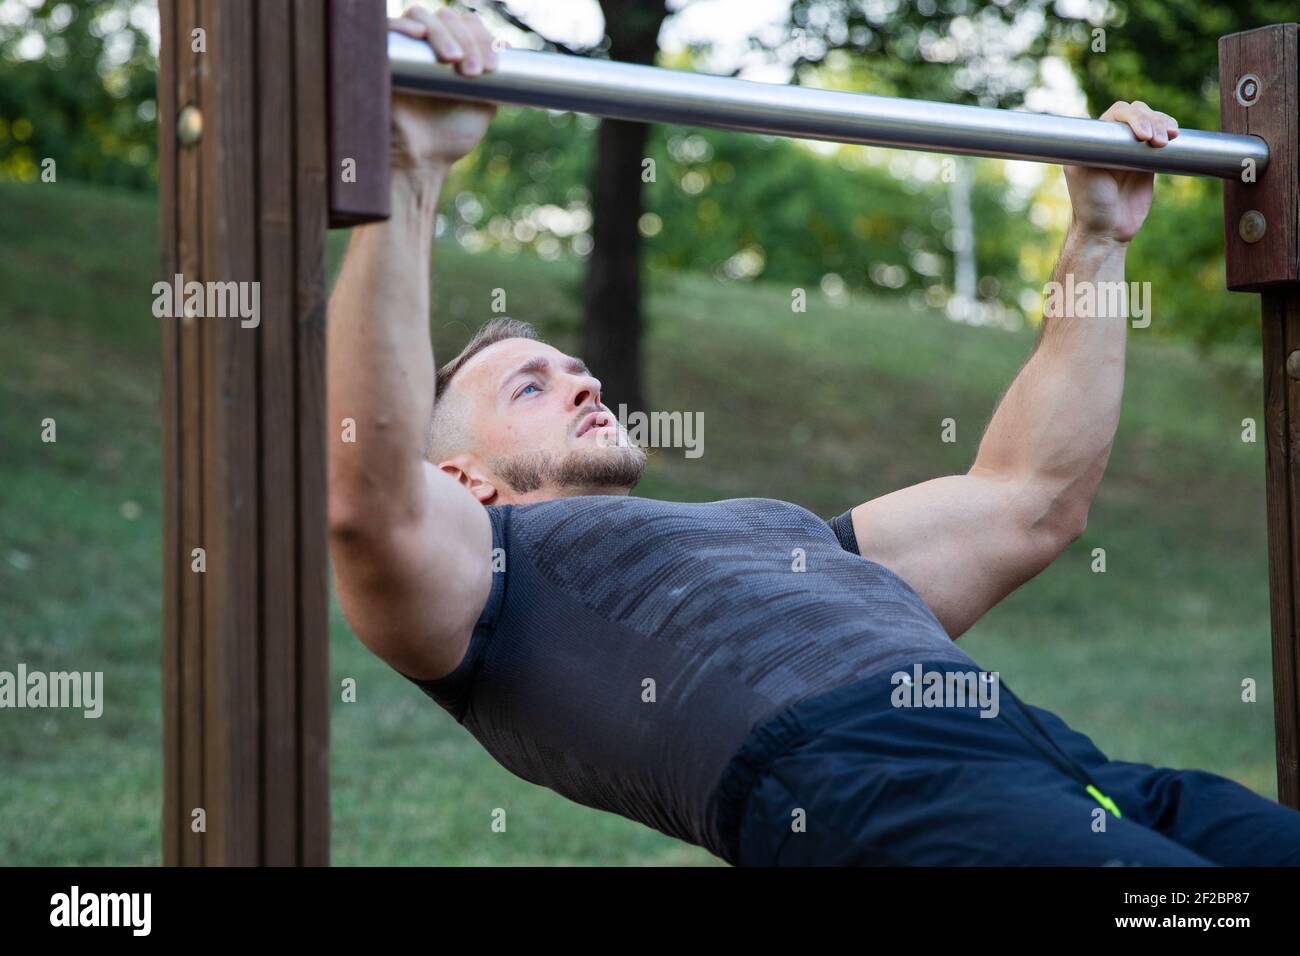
[327,6,1300,865]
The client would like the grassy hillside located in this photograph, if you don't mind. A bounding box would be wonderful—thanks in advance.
[0,179,1280,865]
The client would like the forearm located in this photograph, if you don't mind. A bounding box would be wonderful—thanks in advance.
[971,226,1130,519]
[327,165,449,528]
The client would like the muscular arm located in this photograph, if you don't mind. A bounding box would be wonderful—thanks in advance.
[848,101,1179,638]
[327,8,497,680]
[850,231,1126,637]
[328,168,492,680]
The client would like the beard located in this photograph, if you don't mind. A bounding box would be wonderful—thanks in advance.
[493,441,647,495]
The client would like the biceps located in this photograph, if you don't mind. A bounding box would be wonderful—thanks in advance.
[850,473,1065,637]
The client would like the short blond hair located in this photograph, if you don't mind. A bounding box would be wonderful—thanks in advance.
[427,317,543,462]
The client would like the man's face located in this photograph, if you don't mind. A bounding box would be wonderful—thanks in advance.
[442,337,646,503]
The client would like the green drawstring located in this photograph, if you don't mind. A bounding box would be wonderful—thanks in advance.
[1086,784,1123,819]
[995,677,1124,822]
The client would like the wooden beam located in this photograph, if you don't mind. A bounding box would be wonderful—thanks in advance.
[160,0,331,865]
[295,0,334,866]
[1220,23,1300,807]
[327,0,392,227]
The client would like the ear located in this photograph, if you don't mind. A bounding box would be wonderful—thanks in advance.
[439,454,500,505]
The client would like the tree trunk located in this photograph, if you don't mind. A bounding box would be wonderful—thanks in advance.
[584,0,668,414]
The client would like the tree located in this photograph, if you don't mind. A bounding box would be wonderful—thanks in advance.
[478,0,668,412]
[0,0,156,189]
[1064,0,1298,133]
[775,0,1056,323]
[582,0,670,414]
[1059,0,1298,349]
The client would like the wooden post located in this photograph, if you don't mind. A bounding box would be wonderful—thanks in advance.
[1220,23,1300,807]
[160,0,335,865]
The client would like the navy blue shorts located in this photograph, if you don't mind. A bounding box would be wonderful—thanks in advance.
[709,661,1300,866]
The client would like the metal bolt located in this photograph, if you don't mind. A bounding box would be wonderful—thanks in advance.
[177,105,203,146]
[1235,74,1261,107]
[1239,210,1267,244]
[1287,350,1300,381]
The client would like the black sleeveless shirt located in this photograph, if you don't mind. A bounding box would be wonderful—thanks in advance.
[404,495,976,858]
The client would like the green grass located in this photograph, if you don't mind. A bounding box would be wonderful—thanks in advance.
[0,179,1281,865]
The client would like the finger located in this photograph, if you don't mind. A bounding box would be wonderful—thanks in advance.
[1098,99,1139,133]
[409,6,464,62]
[388,16,427,39]
[436,7,481,75]
[1104,101,1154,143]
[461,11,498,71]
[1131,103,1169,146]
[1149,122,1169,147]
[1127,100,1157,142]
[1130,104,1178,147]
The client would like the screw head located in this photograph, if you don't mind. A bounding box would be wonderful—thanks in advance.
[1239,210,1267,244]
[177,104,203,146]
[1287,350,1300,381]
[1235,74,1261,107]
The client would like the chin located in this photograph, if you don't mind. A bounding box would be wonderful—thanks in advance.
[557,442,647,492]
[494,442,647,497]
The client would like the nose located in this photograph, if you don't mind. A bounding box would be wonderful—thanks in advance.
[570,373,603,411]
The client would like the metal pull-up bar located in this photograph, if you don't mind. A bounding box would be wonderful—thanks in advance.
[388,33,1268,180]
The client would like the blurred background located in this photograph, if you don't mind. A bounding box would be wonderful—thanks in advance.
[0,0,1291,864]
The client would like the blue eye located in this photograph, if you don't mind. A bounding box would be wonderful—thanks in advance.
[519,383,540,397]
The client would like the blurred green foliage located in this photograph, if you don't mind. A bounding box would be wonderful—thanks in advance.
[784,0,1054,107]
[777,0,1291,349]
[453,106,1042,320]
[0,0,156,189]
[1066,0,1299,132]
[1058,0,1299,350]
[2,0,1288,349]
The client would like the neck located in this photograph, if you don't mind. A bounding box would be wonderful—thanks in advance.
[502,484,632,505]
